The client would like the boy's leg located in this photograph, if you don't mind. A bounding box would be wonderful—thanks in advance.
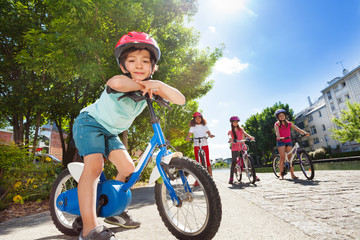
[78,153,104,237]
[104,149,140,228]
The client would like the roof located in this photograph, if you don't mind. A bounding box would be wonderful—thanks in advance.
[321,65,360,93]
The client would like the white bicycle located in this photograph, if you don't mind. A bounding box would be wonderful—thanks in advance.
[272,137,315,180]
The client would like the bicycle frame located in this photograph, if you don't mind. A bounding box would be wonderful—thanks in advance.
[67,96,183,210]
[192,137,209,167]
[284,142,300,167]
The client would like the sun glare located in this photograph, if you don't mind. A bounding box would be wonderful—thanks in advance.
[210,0,256,17]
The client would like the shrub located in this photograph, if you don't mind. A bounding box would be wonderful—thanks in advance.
[0,143,63,206]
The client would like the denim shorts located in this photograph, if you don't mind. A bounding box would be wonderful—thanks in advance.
[277,140,293,148]
[73,112,125,159]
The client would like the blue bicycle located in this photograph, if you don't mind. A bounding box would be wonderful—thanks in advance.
[49,91,222,240]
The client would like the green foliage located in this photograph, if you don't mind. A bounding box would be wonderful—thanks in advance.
[0,144,63,205]
[243,102,293,163]
[329,150,360,158]
[2,0,222,163]
[331,101,360,143]
[213,161,228,169]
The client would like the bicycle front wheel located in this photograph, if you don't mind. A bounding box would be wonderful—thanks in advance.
[234,162,242,182]
[49,169,80,236]
[244,156,256,184]
[155,157,222,240]
[199,150,206,168]
[298,150,315,180]
[272,154,281,178]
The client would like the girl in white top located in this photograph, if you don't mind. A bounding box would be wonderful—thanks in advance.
[186,112,215,176]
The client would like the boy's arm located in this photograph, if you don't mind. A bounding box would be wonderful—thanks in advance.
[107,75,144,92]
[136,80,185,105]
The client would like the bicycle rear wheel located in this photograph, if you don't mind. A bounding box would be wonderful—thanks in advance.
[155,157,222,240]
[49,169,80,236]
[272,154,281,178]
[234,162,242,182]
[244,156,256,184]
[298,150,315,180]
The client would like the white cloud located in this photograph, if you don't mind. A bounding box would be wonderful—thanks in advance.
[208,119,219,128]
[214,57,249,74]
[208,26,216,32]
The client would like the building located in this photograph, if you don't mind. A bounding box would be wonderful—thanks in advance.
[0,122,65,160]
[295,96,339,152]
[321,65,360,152]
[295,64,360,153]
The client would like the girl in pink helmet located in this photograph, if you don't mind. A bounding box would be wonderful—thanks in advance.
[228,116,256,184]
[186,112,215,176]
[274,109,309,180]
[73,32,185,240]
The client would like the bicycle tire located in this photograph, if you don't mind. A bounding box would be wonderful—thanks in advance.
[155,157,222,240]
[244,156,256,184]
[272,154,281,178]
[199,150,206,168]
[49,169,80,236]
[298,150,315,180]
[234,162,242,182]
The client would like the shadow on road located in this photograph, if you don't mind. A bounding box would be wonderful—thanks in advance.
[288,178,321,186]
[228,182,258,189]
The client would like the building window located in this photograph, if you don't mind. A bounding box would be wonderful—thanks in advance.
[308,115,313,122]
[314,138,320,144]
[310,126,317,135]
[302,140,309,148]
[322,124,326,131]
[327,91,332,100]
[337,97,342,104]
[298,122,305,129]
[330,102,336,111]
[341,82,346,88]
[345,94,350,100]
[318,111,322,117]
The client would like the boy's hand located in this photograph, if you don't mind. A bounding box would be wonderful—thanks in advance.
[135,80,161,99]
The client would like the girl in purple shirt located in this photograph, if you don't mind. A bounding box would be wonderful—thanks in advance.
[274,109,309,180]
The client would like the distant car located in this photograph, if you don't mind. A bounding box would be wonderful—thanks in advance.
[34,153,61,164]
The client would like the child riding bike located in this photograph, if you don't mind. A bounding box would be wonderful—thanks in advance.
[72,31,185,240]
[228,116,258,184]
[274,109,310,180]
[186,112,215,176]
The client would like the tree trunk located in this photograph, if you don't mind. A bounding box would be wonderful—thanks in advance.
[31,112,42,153]
[121,130,128,149]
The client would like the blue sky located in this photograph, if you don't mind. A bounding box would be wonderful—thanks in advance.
[189,0,360,160]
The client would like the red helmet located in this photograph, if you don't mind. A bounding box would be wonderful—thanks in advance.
[114,31,161,66]
[230,116,240,122]
[193,112,202,118]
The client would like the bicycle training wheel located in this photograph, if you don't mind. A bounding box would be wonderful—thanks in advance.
[272,154,281,178]
[155,157,222,240]
[298,150,315,180]
[234,162,242,182]
[199,150,206,168]
[49,169,80,236]
[244,156,256,184]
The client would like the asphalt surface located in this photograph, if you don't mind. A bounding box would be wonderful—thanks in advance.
[0,170,359,240]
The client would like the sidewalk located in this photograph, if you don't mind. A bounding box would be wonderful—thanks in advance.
[1,170,358,239]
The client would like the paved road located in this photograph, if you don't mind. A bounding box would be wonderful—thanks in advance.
[0,170,359,240]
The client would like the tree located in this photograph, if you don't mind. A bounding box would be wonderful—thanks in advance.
[331,101,360,143]
[243,102,293,164]
[5,0,223,165]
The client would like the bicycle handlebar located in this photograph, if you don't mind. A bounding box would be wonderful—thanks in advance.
[107,87,172,110]
[232,138,255,143]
